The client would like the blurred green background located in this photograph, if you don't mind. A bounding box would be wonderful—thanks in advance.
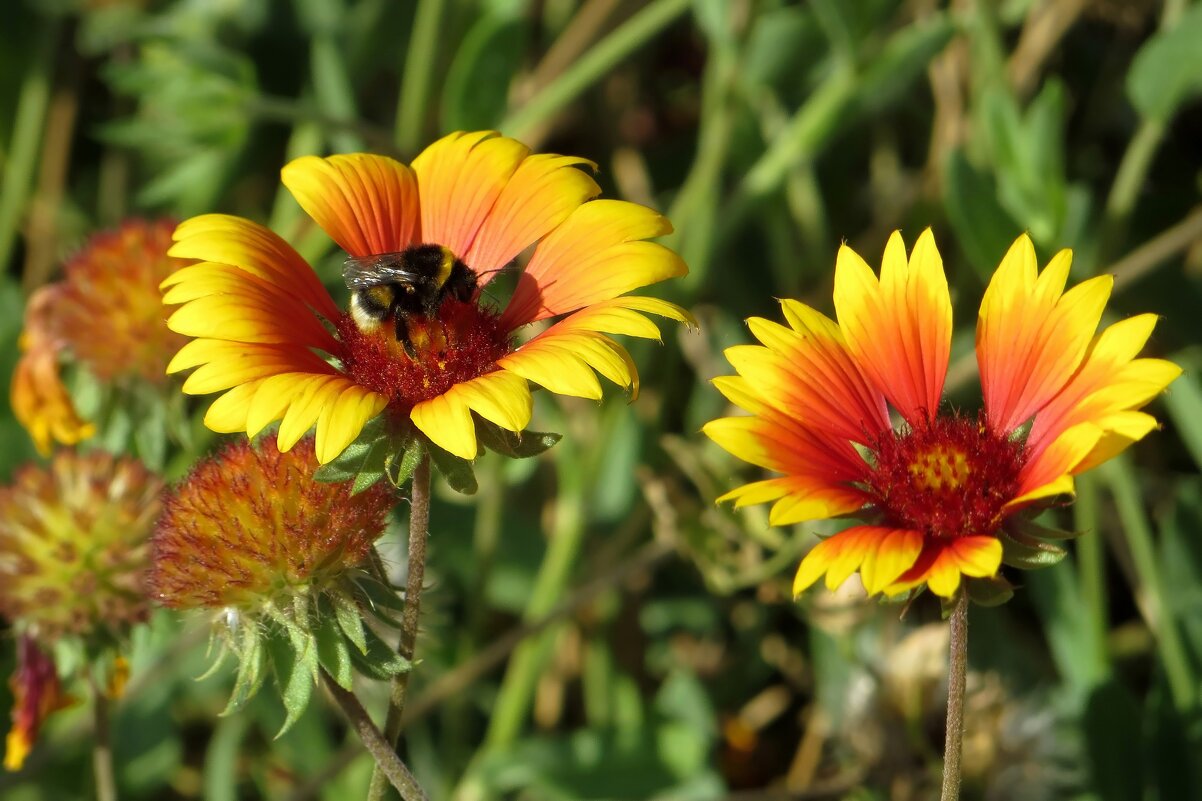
[2,0,1202,799]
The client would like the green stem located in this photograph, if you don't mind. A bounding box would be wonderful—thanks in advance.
[321,671,428,801]
[1100,120,1165,260]
[311,34,364,154]
[0,21,58,273]
[482,437,587,750]
[367,455,432,801]
[499,0,693,141]
[940,593,969,801]
[1101,458,1196,710]
[395,0,449,154]
[91,678,117,801]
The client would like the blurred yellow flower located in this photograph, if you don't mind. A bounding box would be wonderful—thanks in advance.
[10,219,189,454]
[705,231,1180,599]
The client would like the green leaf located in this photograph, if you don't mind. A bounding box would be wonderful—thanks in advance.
[965,575,1015,607]
[313,417,390,492]
[943,149,1021,280]
[442,12,526,131]
[220,626,267,716]
[475,419,562,459]
[854,13,953,115]
[266,628,319,738]
[314,605,353,691]
[1127,4,1202,122]
[1010,516,1085,541]
[348,624,411,681]
[328,589,368,655]
[386,436,425,487]
[353,574,406,622]
[1000,531,1068,570]
[428,440,478,494]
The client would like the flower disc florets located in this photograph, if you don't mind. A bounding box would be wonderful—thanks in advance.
[866,414,1024,540]
[51,218,188,384]
[0,451,160,642]
[148,435,394,613]
[336,296,511,411]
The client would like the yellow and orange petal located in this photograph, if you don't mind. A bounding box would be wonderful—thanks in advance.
[164,132,690,463]
[5,636,73,772]
[11,344,95,457]
[148,435,394,611]
[708,230,1176,601]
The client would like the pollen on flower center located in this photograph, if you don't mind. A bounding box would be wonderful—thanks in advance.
[866,414,1024,539]
[337,296,512,410]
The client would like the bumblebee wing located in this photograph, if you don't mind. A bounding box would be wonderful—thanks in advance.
[342,254,422,289]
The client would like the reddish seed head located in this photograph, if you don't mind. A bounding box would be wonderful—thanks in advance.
[865,414,1025,539]
[337,298,511,412]
[149,436,395,611]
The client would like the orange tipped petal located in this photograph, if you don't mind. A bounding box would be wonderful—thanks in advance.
[885,536,1002,598]
[170,215,340,323]
[792,526,924,596]
[282,153,421,258]
[464,153,600,277]
[501,200,685,329]
[834,229,952,423]
[412,131,529,260]
[977,236,1112,434]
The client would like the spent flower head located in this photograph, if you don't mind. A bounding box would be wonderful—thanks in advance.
[162,131,693,469]
[11,219,189,454]
[149,434,404,730]
[705,230,1180,601]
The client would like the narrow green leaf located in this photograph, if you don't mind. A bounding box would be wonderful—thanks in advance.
[1127,4,1202,122]
[428,440,478,494]
[965,575,1015,607]
[1001,531,1068,570]
[220,627,266,716]
[329,589,368,655]
[387,437,424,487]
[315,608,354,691]
[349,624,411,681]
[475,419,562,459]
[353,574,406,619]
[1010,517,1085,541]
[267,629,319,739]
[313,417,390,491]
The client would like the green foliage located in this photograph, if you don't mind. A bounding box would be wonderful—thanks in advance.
[1,0,1201,799]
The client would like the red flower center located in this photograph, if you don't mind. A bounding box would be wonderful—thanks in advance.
[864,414,1024,539]
[337,298,512,410]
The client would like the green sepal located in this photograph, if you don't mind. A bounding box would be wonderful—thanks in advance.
[220,624,267,716]
[965,575,1016,607]
[387,436,425,488]
[1009,517,1085,541]
[348,624,412,681]
[329,588,368,655]
[475,419,562,459]
[314,602,354,691]
[427,440,478,495]
[265,627,319,739]
[313,417,390,494]
[1000,531,1068,570]
[352,574,406,625]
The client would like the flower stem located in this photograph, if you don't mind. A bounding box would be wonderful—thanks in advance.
[90,678,117,801]
[941,592,969,801]
[367,454,431,801]
[321,671,428,801]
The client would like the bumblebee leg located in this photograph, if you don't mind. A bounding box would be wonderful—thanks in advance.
[395,316,418,360]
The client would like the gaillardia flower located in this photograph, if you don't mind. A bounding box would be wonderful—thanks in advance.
[149,435,392,613]
[0,450,160,640]
[11,219,189,453]
[163,131,691,463]
[705,231,1179,599]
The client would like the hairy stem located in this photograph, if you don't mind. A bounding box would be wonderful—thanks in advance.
[322,672,427,801]
[941,592,969,801]
[367,455,431,801]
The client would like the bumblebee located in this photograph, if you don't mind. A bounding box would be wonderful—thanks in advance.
[343,244,477,357]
